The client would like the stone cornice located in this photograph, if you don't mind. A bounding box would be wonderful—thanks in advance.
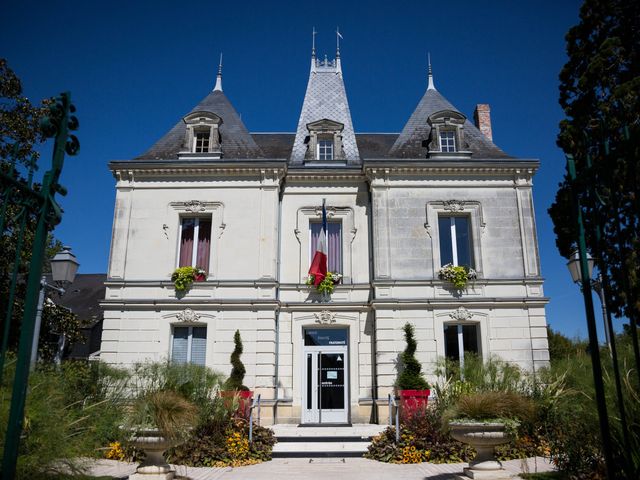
[109,160,287,183]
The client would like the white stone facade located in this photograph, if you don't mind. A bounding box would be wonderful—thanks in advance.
[101,54,549,425]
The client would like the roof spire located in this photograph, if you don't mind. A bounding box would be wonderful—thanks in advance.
[427,52,436,91]
[336,27,343,74]
[312,27,317,58]
[214,53,223,92]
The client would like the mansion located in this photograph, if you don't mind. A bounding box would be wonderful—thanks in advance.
[101,47,549,425]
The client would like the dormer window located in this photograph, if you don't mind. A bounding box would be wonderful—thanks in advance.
[305,119,344,162]
[317,138,334,160]
[181,111,223,158]
[427,110,471,159]
[439,131,456,152]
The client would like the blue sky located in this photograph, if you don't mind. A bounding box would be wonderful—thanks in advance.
[2,0,615,340]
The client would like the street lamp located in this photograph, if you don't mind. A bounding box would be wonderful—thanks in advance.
[30,246,80,367]
[566,250,611,352]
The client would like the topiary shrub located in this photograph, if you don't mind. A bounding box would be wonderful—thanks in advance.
[225,330,249,391]
[396,323,430,390]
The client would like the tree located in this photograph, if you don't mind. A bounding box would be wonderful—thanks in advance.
[548,0,640,326]
[546,325,588,362]
[224,330,248,391]
[396,323,429,390]
[0,58,83,361]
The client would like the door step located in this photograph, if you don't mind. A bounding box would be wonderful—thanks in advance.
[271,424,385,458]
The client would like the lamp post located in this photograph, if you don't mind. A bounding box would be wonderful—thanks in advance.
[566,250,611,353]
[30,246,79,368]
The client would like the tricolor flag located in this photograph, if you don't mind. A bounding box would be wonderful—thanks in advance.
[308,199,328,286]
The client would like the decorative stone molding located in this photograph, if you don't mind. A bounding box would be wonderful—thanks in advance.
[314,310,336,324]
[449,306,473,322]
[177,308,201,323]
[184,200,206,212]
[443,200,467,212]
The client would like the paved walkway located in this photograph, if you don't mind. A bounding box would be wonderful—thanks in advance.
[86,456,555,479]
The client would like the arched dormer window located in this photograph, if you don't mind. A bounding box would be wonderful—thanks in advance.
[426,110,471,158]
[305,119,345,162]
[181,111,223,158]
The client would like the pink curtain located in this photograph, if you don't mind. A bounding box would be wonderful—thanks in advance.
[196,219,211,270]
[179,219,195,267]
[311,222,342,274]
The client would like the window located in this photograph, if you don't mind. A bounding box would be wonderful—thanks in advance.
[194,129,211,153]
[439,131,456,152]
[310,221,342,273]
[438,216,473,268]
[172,326,206,365]
[444,323,480,368]
[178,217,212,270]
[317,139,334,160]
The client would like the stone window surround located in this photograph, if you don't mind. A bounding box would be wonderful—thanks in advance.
[427,109,470,157]
[425,200,485,278]
[305,119,344,161]
[169,201,225,279]
[434,308,489,363]
[295,206,356,283]
[181,111,222,156]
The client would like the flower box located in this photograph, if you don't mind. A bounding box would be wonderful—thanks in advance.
[398,389,430,420]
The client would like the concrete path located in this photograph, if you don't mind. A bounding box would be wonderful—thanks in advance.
[86,456,555,479]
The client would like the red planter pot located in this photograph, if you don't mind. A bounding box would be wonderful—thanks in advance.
[220,390,253,418]
[195,273,207,282]
[398,389,430,420]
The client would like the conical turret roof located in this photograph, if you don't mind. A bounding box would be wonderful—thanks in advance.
[136,88,263,160]
[290,54,359,163]
[389,80,510,159]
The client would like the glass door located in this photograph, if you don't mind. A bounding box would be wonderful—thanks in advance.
[302,328,349,424]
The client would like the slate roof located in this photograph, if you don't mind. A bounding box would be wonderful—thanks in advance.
[291,58,360,163]
[252,133,295,159]
[389,87,511,159]
[46,273,106,324]
[136,90,263,160]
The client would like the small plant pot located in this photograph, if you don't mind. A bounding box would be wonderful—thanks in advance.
[449,421,513,478]
[194,273,206,282]
[129,429,175,479]
[220,390,253,418]
[398,389,430,420]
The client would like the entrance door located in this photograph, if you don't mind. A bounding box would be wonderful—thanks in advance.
[302,328,349,424]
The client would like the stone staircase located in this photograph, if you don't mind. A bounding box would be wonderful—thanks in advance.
[271,424,386,458]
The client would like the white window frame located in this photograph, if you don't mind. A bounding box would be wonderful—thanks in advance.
[439,130,456,152]
[317,139,334,160]
[425,201,485,278]
[443,322,481,372]
[309,220,343,274]
[177,216,211,268]
[440,215,472,267]
[296,207,355,283]
[193,129,211,153]
[171,325,206,364]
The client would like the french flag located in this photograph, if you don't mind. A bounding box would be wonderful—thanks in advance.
[308,199,328,286]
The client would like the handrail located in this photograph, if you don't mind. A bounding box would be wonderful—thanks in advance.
[388,393,400,443]
[248,393,262,443]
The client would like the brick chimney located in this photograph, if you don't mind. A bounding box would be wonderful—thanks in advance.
[473,104,493,141]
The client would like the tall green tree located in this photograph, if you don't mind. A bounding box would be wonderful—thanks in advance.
[549,0,640,325]
[0,58,82,360]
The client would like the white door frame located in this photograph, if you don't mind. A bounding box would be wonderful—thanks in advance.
[301,329,349,424]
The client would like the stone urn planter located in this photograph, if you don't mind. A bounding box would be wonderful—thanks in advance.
[129,429,175,480]
[449,421,514,479]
